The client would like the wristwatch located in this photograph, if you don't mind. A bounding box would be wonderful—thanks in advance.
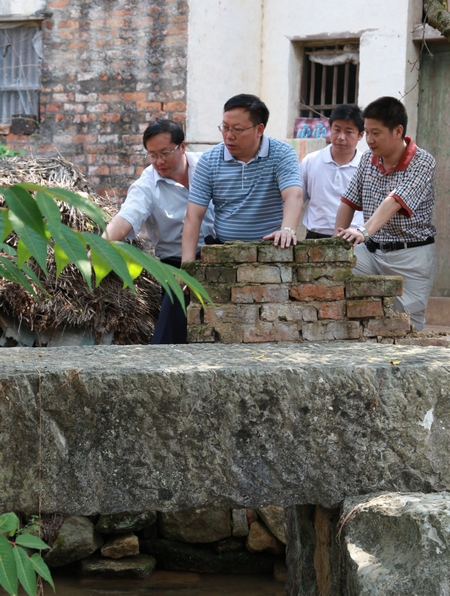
[357,226,369,241]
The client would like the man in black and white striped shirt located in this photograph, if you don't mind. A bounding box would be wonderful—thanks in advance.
[335,96,436,330]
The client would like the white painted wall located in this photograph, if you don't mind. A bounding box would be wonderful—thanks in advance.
[187,0,423,147]
[0,0,46,17]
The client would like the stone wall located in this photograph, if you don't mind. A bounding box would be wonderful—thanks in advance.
[184,238,415,344]
[3,0,188,199]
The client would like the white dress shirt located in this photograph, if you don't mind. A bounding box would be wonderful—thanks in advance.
[118,152,214,260]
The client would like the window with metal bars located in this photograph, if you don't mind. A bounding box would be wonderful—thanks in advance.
[0,24,42,125]
[299,42,359,119]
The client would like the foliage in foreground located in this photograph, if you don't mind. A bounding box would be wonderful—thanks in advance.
[0,182,211,310]
[0,512,54,596]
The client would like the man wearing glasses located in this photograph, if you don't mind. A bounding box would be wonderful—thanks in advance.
[103,118,214,343]
[182,94,303,264]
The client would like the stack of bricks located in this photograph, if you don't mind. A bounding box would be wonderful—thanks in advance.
[184,238,413,344]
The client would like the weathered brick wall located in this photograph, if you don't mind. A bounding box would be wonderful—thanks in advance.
[185,238,418,344]
[2,0,188,200]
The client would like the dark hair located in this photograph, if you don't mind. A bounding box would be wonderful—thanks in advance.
[223,94,270,127]
[142,119,185,149]
[329,103,364,133]
[362,96,408,138]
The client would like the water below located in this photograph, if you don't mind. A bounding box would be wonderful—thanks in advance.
[42,570,286,595]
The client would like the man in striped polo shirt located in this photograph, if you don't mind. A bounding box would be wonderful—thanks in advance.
[182,94,303,263]
[335,96,437,330]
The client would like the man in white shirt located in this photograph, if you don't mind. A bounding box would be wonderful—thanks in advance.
[104,119,214,343]
[301,104,364,238]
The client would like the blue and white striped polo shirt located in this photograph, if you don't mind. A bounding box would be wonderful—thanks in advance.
[188,135,302,242]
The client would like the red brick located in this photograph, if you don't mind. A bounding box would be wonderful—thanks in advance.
[58,20,79,29]
[237,265,282,284]
[205,266,236,284]
[363,316,411,338]
[231,285,289,304]
[296,264,352,283]
[243,322,299,343]
[74,134,98,143]
[106,17,127,28]
[187,304,203,325]
[317,301,346,320]
[172,112,186,122]
[308,243,354,263]
[123,92,147,101]
[49,0,69,6]
[55,114,65,122]
[164,101,186,111]
[346,299,384,319]
[201,244,257,264]
[203,304,259,325]
[86,104,109,113]
[302,321,360,341]
[45,103,62,112]
[294,245,309,263]
[98,93,123,102]
[166,24,187,35]
[257,244,293,263]
[260,303,317,323]
[346,276,403,298]
[99,113,121,122]
[53,93,74,102]
[88,165,110,175]
[73,114,97,123]
[136,101,164,111]
[290,284,344,302]
[187,324,215,343]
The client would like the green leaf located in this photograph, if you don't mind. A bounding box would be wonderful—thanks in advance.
[176,266,214,306]
[90,248,113,286]
[0,243,16,257]
[0,513,19,535]
[49,226,92,290]
[112,241,180,297]
[7,212,48,275]
[53,241,72,276]
[0,534,18,596]
[30,554,54,591]
[14,182,46,193]
[44,187,108,231]
[16,239,32,268]
[81,233,135,290]
[15,534,49,551]
[35,190,62,229]
[13,545,36,596]
[0,210,14,242]
[1,186,45,237]
[0,257,39,298]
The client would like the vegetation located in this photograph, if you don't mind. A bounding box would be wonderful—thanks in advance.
[0,145,25,158]
[0,512,54,596]
[0,182,210,310]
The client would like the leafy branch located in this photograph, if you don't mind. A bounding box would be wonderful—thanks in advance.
[0,512,54,596]
[0,183,211,312]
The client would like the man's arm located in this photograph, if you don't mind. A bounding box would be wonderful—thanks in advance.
[102,214,133,242]
[337,196,402,245]
[182,202,208,263]
[334,202,356,235]
[263,186,303,248]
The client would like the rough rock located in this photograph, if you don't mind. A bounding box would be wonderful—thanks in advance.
[81,554,156,579]
[44,516,104,567]
[257,505,286,544]
[101,532,139,559]
[342,492,450,596]
[158,507,231,543]
[95,511,156,534]
[246,521,285,555]
[140,538,274,574]
[213,537,244,553]
[0,343,450,513]
[232,509,249,537]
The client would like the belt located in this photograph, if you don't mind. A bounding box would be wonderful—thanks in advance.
[306,230,332,239]
[367,236,435,253]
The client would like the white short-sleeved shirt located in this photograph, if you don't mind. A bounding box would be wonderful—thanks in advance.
[117,152,215,260]
[302,144,364,235]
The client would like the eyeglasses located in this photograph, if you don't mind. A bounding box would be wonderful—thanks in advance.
[218,124,260,136]
[146,144,180,162]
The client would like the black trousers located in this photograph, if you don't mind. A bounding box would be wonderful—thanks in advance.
[150,256,192,345]
[305,230,332,239]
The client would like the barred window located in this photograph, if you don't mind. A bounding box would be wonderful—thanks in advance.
[299,42,359,118]
[0,24,42,124]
